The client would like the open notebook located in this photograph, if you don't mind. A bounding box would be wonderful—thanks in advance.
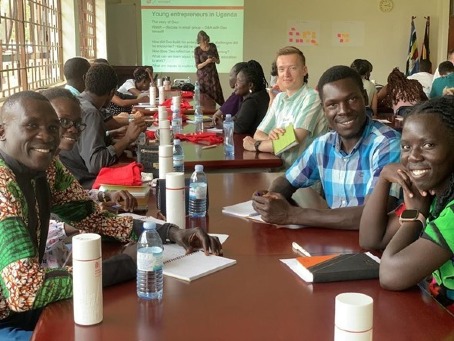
[162,244,236,282]
[120,213,236,282]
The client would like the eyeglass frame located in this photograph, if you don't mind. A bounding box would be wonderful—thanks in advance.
[59,118,87,132]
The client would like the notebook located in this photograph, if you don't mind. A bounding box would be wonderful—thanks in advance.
[272,124,298,155]
[119,213,236,282]
[281,252,380,283]
[162,244,236,282]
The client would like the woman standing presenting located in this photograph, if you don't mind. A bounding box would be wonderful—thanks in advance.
[194,30,225,105]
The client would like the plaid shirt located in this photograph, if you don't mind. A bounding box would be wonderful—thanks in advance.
[286,118,401,208]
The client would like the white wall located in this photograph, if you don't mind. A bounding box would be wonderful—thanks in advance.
[105,0,450,91]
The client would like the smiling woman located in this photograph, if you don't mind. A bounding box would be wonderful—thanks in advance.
[41,88,85,153]
[359,96,454,314]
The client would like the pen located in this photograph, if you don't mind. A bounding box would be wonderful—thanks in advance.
[292,242,311,257]
[202,145,216,150]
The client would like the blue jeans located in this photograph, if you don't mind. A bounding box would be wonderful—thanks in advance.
[0,309,42,341]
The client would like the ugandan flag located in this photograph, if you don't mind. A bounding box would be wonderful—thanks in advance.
[405,17,419,76]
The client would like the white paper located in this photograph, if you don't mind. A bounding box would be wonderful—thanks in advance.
[222,200,258,218]
[206,127,223,133]
[163,251,236,282]
[280,258,312,282]
[222,200,305,229]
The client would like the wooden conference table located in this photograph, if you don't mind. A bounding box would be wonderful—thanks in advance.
[177,132,283,172]
[32,173,454,340]
[133,111,283,173]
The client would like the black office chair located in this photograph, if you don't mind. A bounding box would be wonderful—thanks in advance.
[395,105,413,117]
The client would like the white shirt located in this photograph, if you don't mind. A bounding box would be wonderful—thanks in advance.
[408,72,433,97]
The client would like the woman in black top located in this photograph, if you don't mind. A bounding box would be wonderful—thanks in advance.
[232,60,270,135]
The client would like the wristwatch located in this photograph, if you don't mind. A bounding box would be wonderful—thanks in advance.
[254,140,262,152]
[399,209,426,227]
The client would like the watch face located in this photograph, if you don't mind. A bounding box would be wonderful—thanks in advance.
[401,209,419,220]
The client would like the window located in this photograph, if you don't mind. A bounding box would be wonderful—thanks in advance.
[0,0,63,100]
[78,0,96,60]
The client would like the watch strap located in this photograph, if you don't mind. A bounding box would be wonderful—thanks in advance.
[399,210,426,227]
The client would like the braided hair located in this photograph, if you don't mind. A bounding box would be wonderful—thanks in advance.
[382,67,427,107]
[240,60,268,92]
[404,96,454,217]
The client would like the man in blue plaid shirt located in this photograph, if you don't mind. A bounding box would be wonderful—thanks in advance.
[252,65,401,230]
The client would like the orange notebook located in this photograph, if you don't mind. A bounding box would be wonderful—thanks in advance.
[296,253,379,283]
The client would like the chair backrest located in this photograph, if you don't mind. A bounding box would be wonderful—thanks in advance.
[396,105,413,116]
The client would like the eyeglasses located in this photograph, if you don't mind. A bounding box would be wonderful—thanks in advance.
[59,118,87,132]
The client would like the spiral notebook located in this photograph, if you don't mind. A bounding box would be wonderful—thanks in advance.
[119,213,236,282]
[162,243,236,282]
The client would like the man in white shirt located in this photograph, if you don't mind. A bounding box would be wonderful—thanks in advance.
[407,59,433,98]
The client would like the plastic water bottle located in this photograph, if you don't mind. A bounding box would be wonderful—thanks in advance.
[223,114,235,157]
[188,164,207,218]
[137,221,163,300]
[171,109,181,135]
[173,139,184,172]
[194,81,200,106]
[136,131,146,145]
[194,105,204,134]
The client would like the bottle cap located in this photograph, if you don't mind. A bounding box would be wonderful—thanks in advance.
[143,221,157,230]
[195,164,204,172]
[174,139,181,145]
[225,114,232,120]
[72,233,101,261]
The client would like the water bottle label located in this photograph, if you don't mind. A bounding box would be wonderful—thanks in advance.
[137,246,163,271]
[173,159,184,168]
[189,183,207,199]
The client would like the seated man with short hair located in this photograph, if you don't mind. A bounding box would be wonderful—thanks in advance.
[59,63,147,189]
[430,61,454,98]
[251,65,401,230]
[0,91,221,339]
[63,57,91,96]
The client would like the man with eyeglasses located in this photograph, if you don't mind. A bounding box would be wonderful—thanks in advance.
[59,63,147,189]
